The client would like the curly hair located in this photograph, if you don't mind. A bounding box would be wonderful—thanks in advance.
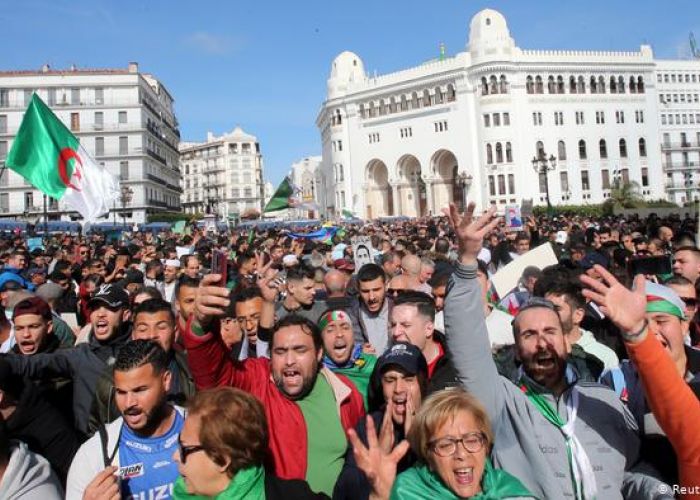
[187,387,268,477]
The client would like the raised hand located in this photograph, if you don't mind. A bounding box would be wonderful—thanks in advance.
[378,400,395,454]
[580,265,648,339]
[83,466,120,500]
[256,259,280,303]
[348,416,410,500]
[442,202,500,265]
[194,274,231,328]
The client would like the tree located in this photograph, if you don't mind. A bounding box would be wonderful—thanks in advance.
[608,181,643,209]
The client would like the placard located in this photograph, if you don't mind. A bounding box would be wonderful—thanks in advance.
[491,243,558,298]
[351,236,373,271]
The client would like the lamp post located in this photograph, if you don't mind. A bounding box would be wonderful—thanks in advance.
[119,185,133,229]
[456,172,473,211]
[531,152,556,213]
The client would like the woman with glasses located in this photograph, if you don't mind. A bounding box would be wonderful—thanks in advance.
[173,387,325,499]
[349,388,535,499]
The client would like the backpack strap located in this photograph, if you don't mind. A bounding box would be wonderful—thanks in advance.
[98,423,122,468]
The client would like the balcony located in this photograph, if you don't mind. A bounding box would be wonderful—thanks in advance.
[664,161,699,172]
[661,142,700,151]
[147,199,168,208]
[146,148,167,165]
[665,181,699,190]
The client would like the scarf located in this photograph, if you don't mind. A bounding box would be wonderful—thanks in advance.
[518,376,596,500]
[172,465,266,500]
[323,343,363,370]
[390,460,536,499]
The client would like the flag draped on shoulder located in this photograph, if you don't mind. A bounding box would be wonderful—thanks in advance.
[6,93,119,223]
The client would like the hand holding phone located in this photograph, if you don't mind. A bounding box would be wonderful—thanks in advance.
[211,250,228,287]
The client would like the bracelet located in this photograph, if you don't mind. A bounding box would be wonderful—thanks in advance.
[621,319,648,341]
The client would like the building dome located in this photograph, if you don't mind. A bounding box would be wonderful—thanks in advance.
[327,51,366,99]
[467,9,515,62]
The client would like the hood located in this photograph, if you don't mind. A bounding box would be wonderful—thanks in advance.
[89,321,132,364]
[0,441,61,499]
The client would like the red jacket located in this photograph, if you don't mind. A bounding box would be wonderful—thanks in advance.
[627,333,700,498]
[183,319,365,480]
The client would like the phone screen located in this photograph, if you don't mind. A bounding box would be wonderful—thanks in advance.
[628,256,672,276]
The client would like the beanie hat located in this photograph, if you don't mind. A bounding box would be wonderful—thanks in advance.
[645,282,685,320]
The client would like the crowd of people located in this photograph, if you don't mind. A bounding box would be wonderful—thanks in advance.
[0,205,698,499]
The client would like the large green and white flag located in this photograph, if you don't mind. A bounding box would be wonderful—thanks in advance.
[263,176,295,213]
[6,94,119,223]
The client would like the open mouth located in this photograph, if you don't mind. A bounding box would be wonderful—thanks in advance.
[282,369,302,386]
[332,342,347,356]
[393,396,407,414]
[534,353,556,369]
[94,320,110,336]
[123,408,144,425]
[453,467,474,485]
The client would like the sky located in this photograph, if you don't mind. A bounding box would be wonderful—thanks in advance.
[3,0,699,185]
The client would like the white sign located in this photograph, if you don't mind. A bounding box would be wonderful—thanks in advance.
[491,242,558,298]
[351,236,373,271]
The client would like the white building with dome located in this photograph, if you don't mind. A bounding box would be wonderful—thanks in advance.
[316,8,700,218]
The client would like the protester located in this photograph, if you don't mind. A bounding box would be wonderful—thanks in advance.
[66,340,185,500]
[355,263,392,353]
[172,387,325,499]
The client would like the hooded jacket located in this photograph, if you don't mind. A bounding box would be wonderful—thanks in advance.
[444,263,670,499]
[0,441,63,499]
[2,322,131,438]
[183,319,365,481]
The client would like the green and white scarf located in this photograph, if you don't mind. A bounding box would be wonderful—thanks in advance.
[172,465,266,500]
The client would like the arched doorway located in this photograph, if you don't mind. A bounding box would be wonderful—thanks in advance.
[397,155,425,217]
[431,149,458,211]
[365,160,391,219]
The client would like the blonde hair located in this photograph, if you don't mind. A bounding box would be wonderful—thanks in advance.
[408,388,493,464]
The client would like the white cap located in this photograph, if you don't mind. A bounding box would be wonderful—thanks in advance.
[164,259,181,268]
[282,254,299,267]
[555,231,568,245]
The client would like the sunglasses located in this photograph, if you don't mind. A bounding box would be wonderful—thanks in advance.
[178,436,205,464]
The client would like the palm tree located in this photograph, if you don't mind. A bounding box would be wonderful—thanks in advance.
[609,181,643,209]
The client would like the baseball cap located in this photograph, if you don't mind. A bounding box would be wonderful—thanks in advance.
[88,284,129,309]
[374,342,428,377]
[0,275,24,292]
[334,259,355,272]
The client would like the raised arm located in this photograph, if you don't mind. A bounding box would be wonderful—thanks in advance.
[443,203,505,420]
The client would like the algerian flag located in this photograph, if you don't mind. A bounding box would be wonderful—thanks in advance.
[6,94,119,224]
[342,209,354,219]
[263,176,295,213]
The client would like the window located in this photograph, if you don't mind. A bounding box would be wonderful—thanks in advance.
[548,76,556,94]
[496,143,503,163]
[532,112,542,126]
[503,112,510,125]
[661,114,667,125]
[536,141,545,157]
[569,76,577,93]
[46,88,56,106]
[641,167,649,187]
[506,142,513,163]
[599,139,608,159]
[423,89,431,107]
[119,136,128,154]
[95,87,104,104]
[71,88,80,105]
[0,141,7,159]
[619,138,627,158]
[610,76,617,93]
[119,111,127,124]
[0,193,7,211]
[481,77,488,96]
[557,76,564,94]
[488,176,496,196]
[554,111,563,125]
[244,187,253,198]
[119,161,128,180]
[560,172,569,193]
[635,110,644,123]
[558,140,566,161]
[499,75,508,94]
[498,174,506,195]
[490,76,498,94]
[95,137,104,156]
[484,114,490,127]
[578,76,585,93]
[618,76,625,93]
[526,76,534,94]
[578,140,587,159]
[539,172,547,193]
[590,76,598,93]
[615,111,624,124]
[24,192,33,210]
[486,144,493,164]
[337,140,342,151]
[598,76,606,93]
[596,111,605,124]
[581,171,590,191]
[94,111,103,129]
[492,113,500,127]
[639,138,647,157]
[575,111,584,125]
[0,115,6,133]
[535,76,543,93]
[602,170,610,189]
[70,113,80,131]
[508,174,515,194]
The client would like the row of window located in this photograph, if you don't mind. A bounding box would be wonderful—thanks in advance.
[525,75,645,95]
[434,121,448,133]
[662,132,700,148]
[534,138,647,161]
[358,84,457,119]
[368,133,380,144]
[483,112,510,127]
[485,143,514,164]
[480,75,509,95]
[181,142,258,161]
[331,140,343,152]
[531,109,644,127]
[660,93,699,104]
[661,113,700,126]
[185,187,256,201]
[657,73,700,84]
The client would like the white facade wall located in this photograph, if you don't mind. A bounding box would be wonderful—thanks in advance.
[179,127,265,219]
[317,8,696,219]
[0,64,181,223]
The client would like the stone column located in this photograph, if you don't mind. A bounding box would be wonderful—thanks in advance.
[424,178,434,216]
[391,183,401,215]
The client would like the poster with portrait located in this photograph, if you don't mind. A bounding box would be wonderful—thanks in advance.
[351,236,373,271]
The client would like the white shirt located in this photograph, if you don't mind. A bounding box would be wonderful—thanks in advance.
[576,328,619,370]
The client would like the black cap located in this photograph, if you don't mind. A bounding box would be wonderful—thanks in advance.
[88,284,129,309]
[374,342,428,377]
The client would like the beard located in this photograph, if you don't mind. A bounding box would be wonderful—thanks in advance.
[122,392,170,436]
[272,363,320,401]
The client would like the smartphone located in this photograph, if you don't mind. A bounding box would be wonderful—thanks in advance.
[211,250,228,287]
[628,255,672,276]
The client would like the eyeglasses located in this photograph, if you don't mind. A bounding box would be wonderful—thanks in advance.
[680,297,698,309]
[430,432,487,457]
[178,436,205,464]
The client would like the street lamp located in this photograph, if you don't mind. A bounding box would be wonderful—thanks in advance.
[119,185,134,229]
[531,152,556,212]
[455,172,473,211]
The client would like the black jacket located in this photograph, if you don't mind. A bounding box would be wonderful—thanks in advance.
[265,473,328,499]
[333,410,416,500]
[3,373,80,482]
[425,330,461,395]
